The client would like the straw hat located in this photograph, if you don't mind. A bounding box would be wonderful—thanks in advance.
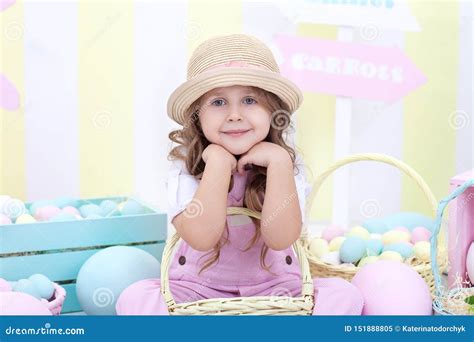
[167,34,303,125]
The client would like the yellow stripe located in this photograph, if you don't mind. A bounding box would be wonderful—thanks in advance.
[78,1,134,198]
[402,0,459,215]
[187,0,242,57]
[296,24,337,221]
[0,1,26,199]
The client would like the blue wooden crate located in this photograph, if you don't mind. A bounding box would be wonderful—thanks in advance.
[0,196,167,313]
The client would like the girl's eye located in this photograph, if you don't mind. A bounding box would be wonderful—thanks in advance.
[243,97,256,105]
[211,99,225,106]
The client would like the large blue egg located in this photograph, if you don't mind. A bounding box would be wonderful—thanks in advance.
[76,246,161,315]
[13,279,41,300]
[362,218,390,234]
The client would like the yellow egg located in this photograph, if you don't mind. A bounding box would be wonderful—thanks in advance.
[15,214,36,224]
[379,251,404,262]
[329,236,346,251]
[309,238,329,258]
[382,230,411,245]
[358,256,379,267]
[346,226,370,240]
[414,241,431,261]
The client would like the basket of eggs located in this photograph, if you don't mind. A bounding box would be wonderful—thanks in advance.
[299,153,448,297]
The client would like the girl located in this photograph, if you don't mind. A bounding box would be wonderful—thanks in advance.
[116,34,364,315]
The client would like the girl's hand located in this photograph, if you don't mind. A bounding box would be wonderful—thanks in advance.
[236,142,291,174]
[202,144,237,172]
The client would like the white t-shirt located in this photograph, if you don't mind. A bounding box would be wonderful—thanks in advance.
[166,154,312,224]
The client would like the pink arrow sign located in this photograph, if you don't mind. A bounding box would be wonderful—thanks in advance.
[275,34,426,102]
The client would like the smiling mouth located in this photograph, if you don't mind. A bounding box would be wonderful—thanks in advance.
[222,129,251,137]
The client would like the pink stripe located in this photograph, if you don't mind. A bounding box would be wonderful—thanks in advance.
[203,60,270,73]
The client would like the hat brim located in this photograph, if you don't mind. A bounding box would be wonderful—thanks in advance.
[167,67,303,125]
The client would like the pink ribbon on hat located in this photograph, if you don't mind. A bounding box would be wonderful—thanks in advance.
[203,60,271,72]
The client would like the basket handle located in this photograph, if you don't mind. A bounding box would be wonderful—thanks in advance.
[161,207,313,309]
[302,153,438,240]
[431,179,474,297]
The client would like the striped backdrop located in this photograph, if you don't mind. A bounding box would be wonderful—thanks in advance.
[1,0,472,225]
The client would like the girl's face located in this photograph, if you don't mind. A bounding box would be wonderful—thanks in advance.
[198,85,271,156]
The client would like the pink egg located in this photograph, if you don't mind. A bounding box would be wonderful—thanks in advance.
[393,226,410,234]
[0,278,12,292]
[34,205,61,221]
[62,206,80,216]
[321,224,346,242]
[0,213,12,225]
[411,226,431,244]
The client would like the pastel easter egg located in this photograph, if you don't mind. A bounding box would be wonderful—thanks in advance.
[15,214,36,224]
[379,251,404,263]
[358,256,379,267]
[346,226,370,240]
[0,278,12,292]
[79,204,102,218]
[29,200,53,216]
[62,206,80,217]
[321,224,345,242]
[309,238,329,258]
[411,226,431,244]
[413,241,431,262]
[383,242,414,259]
[366,239,384,256]
[50,212,77,222]
[320,251,341,266]
[382,230,411,245]
[13,279,41,300]
[34,205,61,221]
[0,213,12,225]
[329,236,346,252]
[28,274,54,300]
[340,236,367,264]
[393,226,410,234]
[100,200,118,217]
[121,200,146,216]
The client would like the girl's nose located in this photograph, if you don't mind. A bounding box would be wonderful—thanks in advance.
[226,110,243,122]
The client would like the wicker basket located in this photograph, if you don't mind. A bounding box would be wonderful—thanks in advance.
[160,207,315,315]
[299,153,448,297]
[431,179,474,315]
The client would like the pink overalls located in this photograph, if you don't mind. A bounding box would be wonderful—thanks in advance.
[116,169,364,315]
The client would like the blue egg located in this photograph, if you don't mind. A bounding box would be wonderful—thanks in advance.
[383,212,435,232]
[362,218,390,234]
[383,242,414,258]
[13,279,41,299]
[79,204,102,218]
[28,274,54,300]
[100,200,119,217]
[366,239,384,256]
[49,212,77,222]
[340,236,367,263]
[121,200,146,216]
